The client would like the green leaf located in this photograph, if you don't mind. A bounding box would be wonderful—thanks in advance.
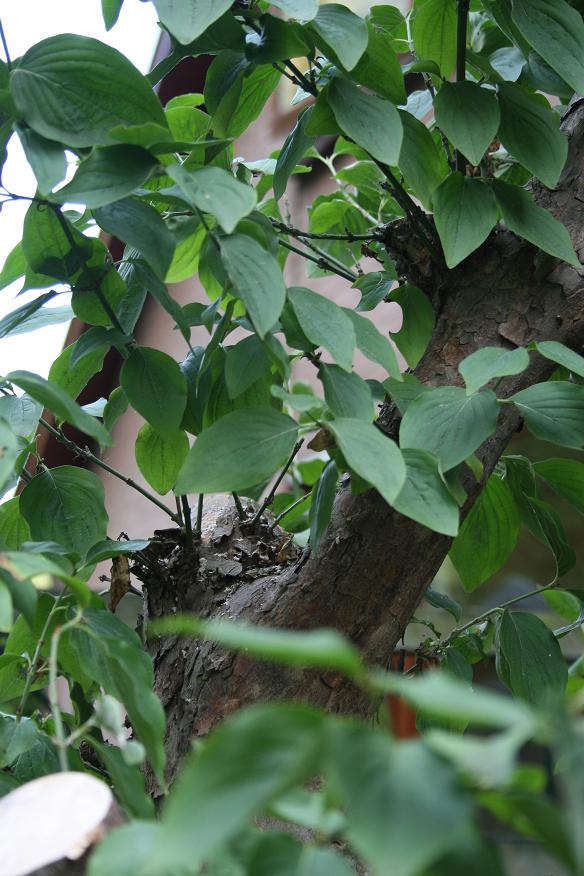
[511,0,584,95]
[398,111,447,210]
[288,286,355,371]
[52,146,156,209]
[344,308,401,380]
[48,342,106,402]
[493,179,579,267]
[7,370,112,446]
[219,234,286,338]
[135,424,189,495]
[425,587,462,622]
[248,837,355,876]
[320,364,373,421]
[151,0,233,45]
[102,0,124,30]
[84,538,150,565]
[0,300,73,339]
[225,335,271,400]
[309,4,368,70]
[93,198,176,280]
[150,615,361,678]
[88,738,154,819]
[327,418,406,505]
[434,82,500,167]
[274,106,315,200]
[11,34,166,147]
[0,715,39,769]
[459,346,530,395]
[412,0,457,77]
[349,19,406,104]
[131,260,191,341]
[449,475,520,592]
[0,579,12,633]
[497,83,567,189]
[120,347,187,438]
[104,386,129,433]
[213,64,281,139]
[534,457,584,516]
[270,0,319,18]
[523,495,576,578]
[0,497,31,550]
[0,395,41,439]
[22,201,91,281]
[389,284,435,369]
[167,165,257,234]
[17,128,67,195]
[309,459,338,554]
[393,449,459,536]
[536,340,584,378]
[433,173,498,268]
[328,77,403,165]
[20,466,108,559]
[70,608,165,783]
[0,242,27,292]
[327,726,470,876]
[400,387,499,472]
[353,271,394,312]
[511,381,584,447]
[175,408,298,494]
[496,609,567,703]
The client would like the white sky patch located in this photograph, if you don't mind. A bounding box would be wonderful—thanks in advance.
[0,0,160,378]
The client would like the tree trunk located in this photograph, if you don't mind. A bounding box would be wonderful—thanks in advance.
[140,101,584,790]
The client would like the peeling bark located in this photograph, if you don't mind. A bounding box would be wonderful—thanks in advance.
[141,104,584,789]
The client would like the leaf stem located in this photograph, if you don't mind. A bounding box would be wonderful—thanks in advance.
[232,492,246,519]
[38,416,180,524]
[17,592,66,721]
[271,492,310,530]
[181,495,193,545]
[271,220,378,243]
[195,493,204,536]
[251,439,304,525]
[48,609,83,772]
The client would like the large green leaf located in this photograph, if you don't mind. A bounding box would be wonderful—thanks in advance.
[135,424,189,495]
[496,610,567,703]
[523,495,576,578]
[536,341,584,378]
[219,234,285,338]
[17,128,67,195]
[328,77,403,166]
[288,286,355,371]
[320,364,373,421]
[270,0,319,18]
[459,346,530,395]
[534,458,584,516]
[247,837,355,876]
[412,0,457,76]
[327,418,406,505]
[344,308,401,380]
[93,198,176,280]
[308,4,368,70]
[20,466,108,559]
[22,201,91,281]
[511,381,584,447]
[225,335,271,400]
[151,0,232,44]
[167,166,257,234]
[7,370,112,446]
[120,347,187,438]
[327,726,470,876]
[102,0,124,30]
[0,497,31,550]
[389,284,435,369]
[393,449,459,536]
[309,459,338,553]
[0,395,41,439]
[433,173,498,268]
[212,64,281,139]
[11,34,166,147]
[398,111,447,210]
[48,342,106,402]
[175,408,298,494]
[497,84,568,189]
[400,387,499,472]
[434,82,500,167]
[511,0,584,95]
[449,475,520,592]
[493,179,579,267]
[52,146,156,209]
[349,19,406,104]
[0,421,19,495]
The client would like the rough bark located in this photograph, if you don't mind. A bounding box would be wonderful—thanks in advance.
[140,102,584,789]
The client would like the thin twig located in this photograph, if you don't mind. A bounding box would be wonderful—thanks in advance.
[232,492,246,519]
[181,494,193,545]
[251,440,304,525]
[17,592,66,721]
[271,220,378,243]
[270,492,310,531]
[455,0,470,172]
[0,18,11,69]
[277,238,357,282]
[195,493,204,536]
[38,416,180,524]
